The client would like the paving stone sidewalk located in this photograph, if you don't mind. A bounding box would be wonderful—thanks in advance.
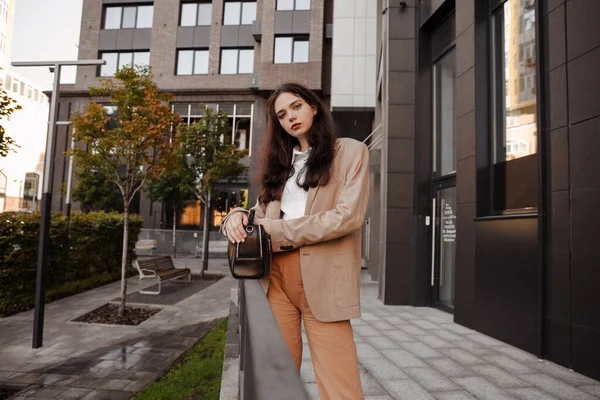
[0,258,235,400]
[299,280,600,400]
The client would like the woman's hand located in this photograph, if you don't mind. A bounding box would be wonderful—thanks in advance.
[255,218,271,235]
[225,212,249,244]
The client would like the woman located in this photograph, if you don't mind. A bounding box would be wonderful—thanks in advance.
[221,82,369,399]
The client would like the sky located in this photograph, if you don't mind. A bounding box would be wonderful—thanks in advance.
[10,0,83,91]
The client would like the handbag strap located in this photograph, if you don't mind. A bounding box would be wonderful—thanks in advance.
[248,209,256,225]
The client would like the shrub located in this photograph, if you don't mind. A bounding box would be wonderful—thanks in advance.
[0,211,143,317]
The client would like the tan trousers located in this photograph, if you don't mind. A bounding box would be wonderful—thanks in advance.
[267,250,364,400]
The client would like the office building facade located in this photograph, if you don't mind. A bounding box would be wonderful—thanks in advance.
[368,0,600,381]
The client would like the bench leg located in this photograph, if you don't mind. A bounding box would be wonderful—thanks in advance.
[139,277,161,295]
[187,272,191,284]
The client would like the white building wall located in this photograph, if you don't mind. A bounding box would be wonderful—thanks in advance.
[0,70,49,212]
[331,0,377,108]
[0,0,14,70]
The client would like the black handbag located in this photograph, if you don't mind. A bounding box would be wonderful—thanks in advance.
[227,209,271,279]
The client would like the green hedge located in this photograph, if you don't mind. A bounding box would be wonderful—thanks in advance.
[0,211,143,317]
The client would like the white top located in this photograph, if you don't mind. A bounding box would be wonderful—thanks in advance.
[280,147,310,220]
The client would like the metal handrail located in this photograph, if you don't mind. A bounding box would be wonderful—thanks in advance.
[239,280,309,400]
[363,123,382,144]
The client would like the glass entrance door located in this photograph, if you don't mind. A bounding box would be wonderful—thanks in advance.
[431,47,457,310]
[432,183,456,308]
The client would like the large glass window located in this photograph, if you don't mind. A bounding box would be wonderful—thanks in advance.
[136,5,154,28]
[100,51,150,77]
[274,37,309,63]
[103,5,154,29]
[176,49,209,75]
[220,48,254,74]
[173,102,253,152]
[180,2,212,26]
[277,0,310,10]
[223,1,256,25]
[0,171,6,196]
[433,49,456,177]
[0,171,6,213]
[490,0,538,213]
[22,173,39,212]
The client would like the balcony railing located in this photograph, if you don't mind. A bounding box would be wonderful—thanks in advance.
[238,279,309,400]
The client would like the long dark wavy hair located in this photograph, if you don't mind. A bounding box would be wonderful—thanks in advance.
[258,82,337,204]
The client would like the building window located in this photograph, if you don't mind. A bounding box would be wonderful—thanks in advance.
[276,0,310,11]
[177,49,209,75]
[11,77,18,94]
[0,171,5,212]
[220,48,254,74]
[223,1,257,25]
[103,5,154,29]
[99,51,150,77]
[490,0,538,213]
[173,102,253,152]
[0,171,6,195]
[22,173,40,212]
[274,37,309,63]
[180,2,212,26]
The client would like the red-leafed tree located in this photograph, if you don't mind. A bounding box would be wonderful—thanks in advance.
[70,66,181,317]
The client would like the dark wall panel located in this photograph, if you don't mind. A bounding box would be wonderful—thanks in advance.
[474,217,540,354]
[572,323,600,382]
[384,243,411,305]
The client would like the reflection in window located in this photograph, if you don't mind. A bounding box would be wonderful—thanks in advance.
[223,1,256,25]
[491,0,538,212]
[22,173,40,212]
[274,37,309,63]
[233,117,251,151]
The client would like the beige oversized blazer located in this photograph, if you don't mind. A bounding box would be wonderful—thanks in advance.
[224,137,370,322]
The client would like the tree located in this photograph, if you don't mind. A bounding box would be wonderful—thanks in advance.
[181,107,247,274]
[70,66,180,317]
[0,87,22,158]
[144,145,195,258]
[72,168,122,212]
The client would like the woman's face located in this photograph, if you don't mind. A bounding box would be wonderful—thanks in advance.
[274,92,316,141]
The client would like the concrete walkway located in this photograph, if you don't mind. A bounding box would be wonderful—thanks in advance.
[0,258,235,399]
[2,256,599,400]
[299,280,600,400]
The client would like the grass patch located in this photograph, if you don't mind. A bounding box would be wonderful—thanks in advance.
[133,318,228,400]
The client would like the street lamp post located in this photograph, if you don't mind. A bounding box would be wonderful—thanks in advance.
[11,60,105,348]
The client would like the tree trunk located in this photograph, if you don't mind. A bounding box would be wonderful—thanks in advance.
[201,191,211,275]
[118,204,129,318]
[172,201,177,258]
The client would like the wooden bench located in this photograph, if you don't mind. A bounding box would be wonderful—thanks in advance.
[134,256,191,295]
[134,239,158,256]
